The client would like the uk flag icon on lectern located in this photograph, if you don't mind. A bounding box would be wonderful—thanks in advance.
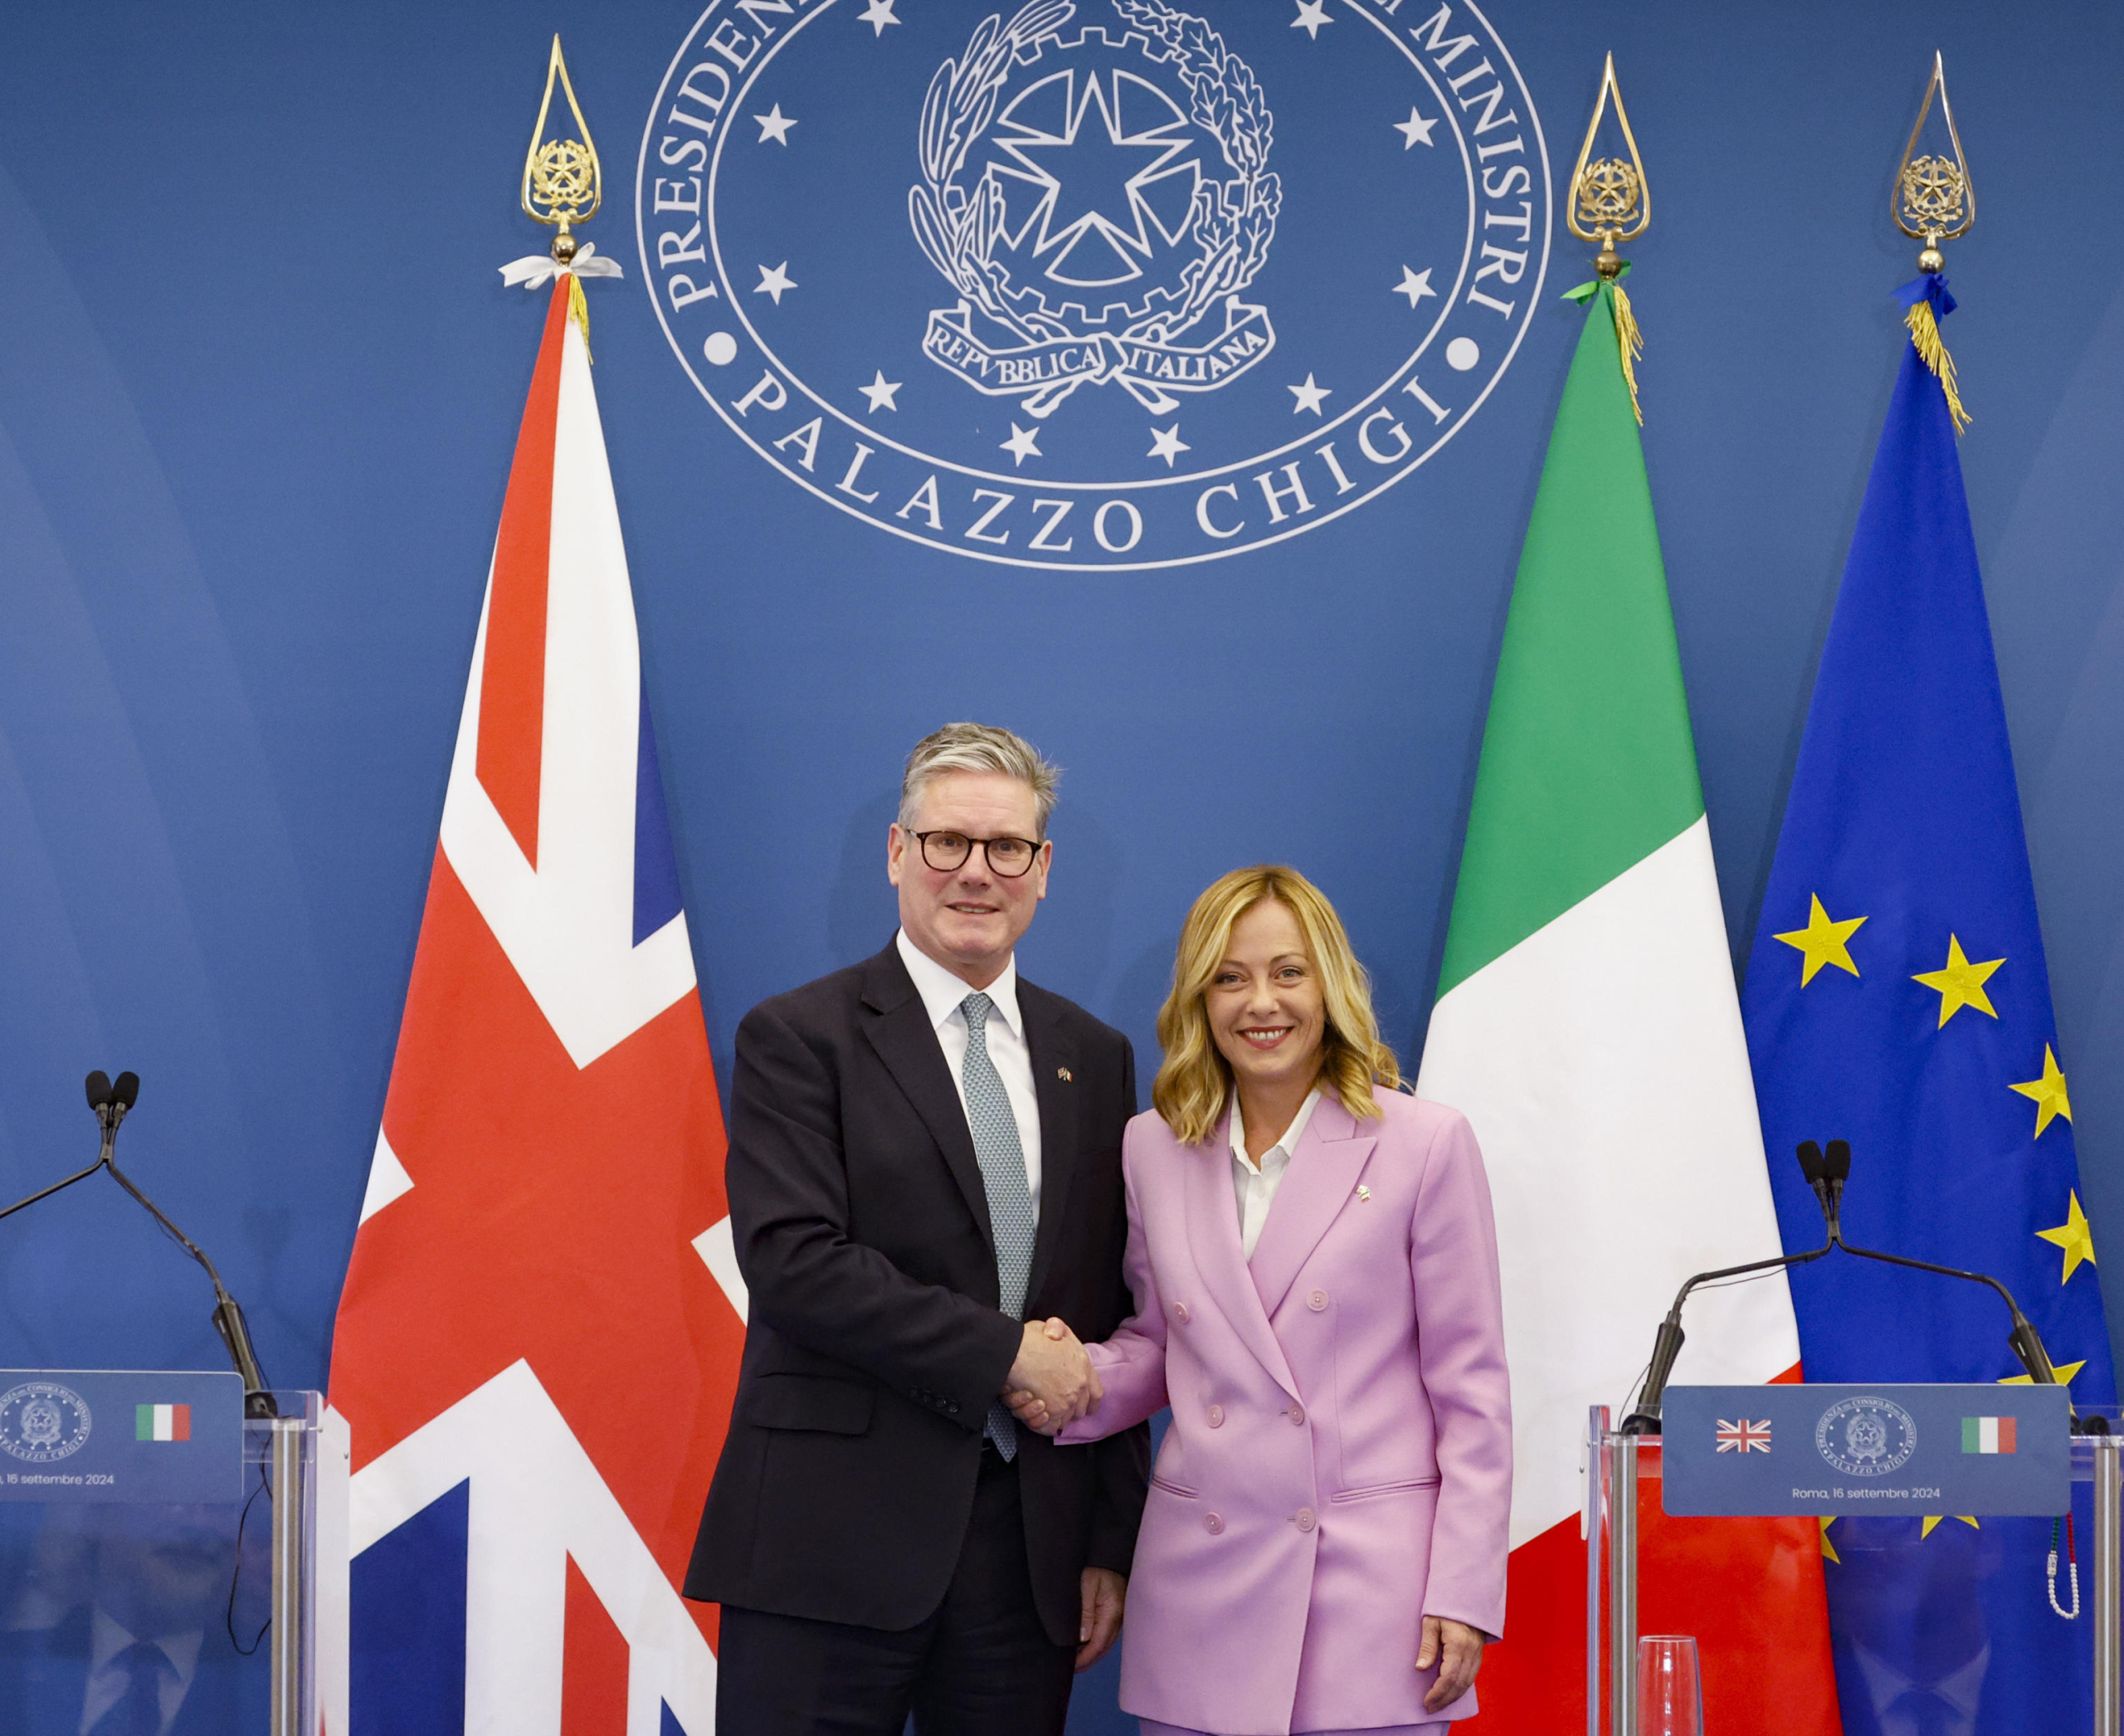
[328,276,745,1736]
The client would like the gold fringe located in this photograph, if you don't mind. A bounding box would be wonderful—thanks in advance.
[1610,280,1644,424]
[1904,300,1969,432]
[568,271,593,362]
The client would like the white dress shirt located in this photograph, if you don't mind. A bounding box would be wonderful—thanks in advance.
[80,1607,202,1736]
[896,929,1043,1216]
[1229,1089,1321,1261]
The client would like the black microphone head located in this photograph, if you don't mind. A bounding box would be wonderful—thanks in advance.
[1795,1141,1824,1183]
[1824,1139,1851,1182]
[85,1071,113,1111]
[111,1072,140,1110]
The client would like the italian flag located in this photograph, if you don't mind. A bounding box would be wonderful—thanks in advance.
[1415,280,1840,1734]
[1963,1417,2018,1454]
[135,1403,191,1442]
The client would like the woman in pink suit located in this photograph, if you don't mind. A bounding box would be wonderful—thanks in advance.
[1010,866,1510,1736]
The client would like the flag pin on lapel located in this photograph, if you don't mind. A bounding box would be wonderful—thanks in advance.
[1057,1067,1073,1082]
[1357,1185,1372,1202]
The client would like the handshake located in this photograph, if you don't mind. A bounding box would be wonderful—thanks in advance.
[1001,1316,1101,1436]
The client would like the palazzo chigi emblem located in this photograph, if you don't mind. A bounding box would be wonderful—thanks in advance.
[641,0,1547,568]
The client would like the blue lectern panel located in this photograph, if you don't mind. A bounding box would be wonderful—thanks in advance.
[0,1373,242,1506]
[1663,1384,2072,1517]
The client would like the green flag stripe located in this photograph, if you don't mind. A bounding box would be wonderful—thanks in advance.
[1436,284,1706,997]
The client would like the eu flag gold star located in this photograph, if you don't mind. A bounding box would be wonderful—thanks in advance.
[2011,1046,2073,1138]
[1912,934,2004,1026]
[1774,895,1868,985]
[2000,1358,2087,1387]
[1820,1516,1839,1563]
[1920,1514,1980,1539]
[2036,1190,2097,1284]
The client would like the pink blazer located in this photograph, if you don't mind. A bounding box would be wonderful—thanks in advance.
[1058,1088,1510,1736]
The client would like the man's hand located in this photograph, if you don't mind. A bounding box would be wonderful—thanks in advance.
[1076,1568,1125,1670]
[1417,1615,1485,1712]
[1002,1317,1100,1430]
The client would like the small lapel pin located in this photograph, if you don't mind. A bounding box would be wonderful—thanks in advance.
[1056,1066,1074,1082]
[1356,1184,1372,1202]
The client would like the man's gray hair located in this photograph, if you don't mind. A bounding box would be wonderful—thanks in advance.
[899,722,1061,836]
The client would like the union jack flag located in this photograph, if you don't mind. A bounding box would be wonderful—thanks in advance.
[1717,1418,1773,1454]
[325,277,744,1735]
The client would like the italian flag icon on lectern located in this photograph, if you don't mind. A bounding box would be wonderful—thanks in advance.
[134,1403,191,1442]
[1417,275,1841,1734]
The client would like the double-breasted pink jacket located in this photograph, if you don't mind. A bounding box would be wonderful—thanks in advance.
[1058,1088,1511,1736]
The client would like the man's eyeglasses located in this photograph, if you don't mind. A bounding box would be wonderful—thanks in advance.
[910,831,1042,878]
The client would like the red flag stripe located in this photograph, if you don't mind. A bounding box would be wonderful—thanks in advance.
[475,280,570,868]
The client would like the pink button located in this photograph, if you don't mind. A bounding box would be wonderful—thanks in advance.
[1206,1405,1225,1428]
[1174,1302,1191,1324]
[1294,1507,1317,1533]
[1205,1513,1225,1534]
[1287,1403,1306,1426]
[1307,1290,1328,1312]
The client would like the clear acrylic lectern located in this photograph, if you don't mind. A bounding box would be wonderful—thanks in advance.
[1590,1403,2124,1736]
[0,1375,320,1736]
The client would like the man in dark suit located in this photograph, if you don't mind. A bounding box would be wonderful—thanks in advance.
[688,722,1148,1735]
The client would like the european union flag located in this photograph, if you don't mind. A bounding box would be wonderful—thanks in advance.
[1742,279,2115,1736]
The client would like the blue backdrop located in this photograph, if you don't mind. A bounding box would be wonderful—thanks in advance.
[1,2,2122,1724]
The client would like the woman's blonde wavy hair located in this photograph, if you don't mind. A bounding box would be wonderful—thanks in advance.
[1152,866,1401,1148]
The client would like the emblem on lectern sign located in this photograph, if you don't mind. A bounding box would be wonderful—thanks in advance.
[640,0,1548,568]
[0,1382,92,1464]
[1815,1394,1918,1478]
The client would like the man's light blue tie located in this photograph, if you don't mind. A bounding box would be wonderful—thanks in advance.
[962,992,1035,1459]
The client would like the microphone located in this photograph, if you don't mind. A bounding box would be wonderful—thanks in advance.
[1620,1209,1835,1436]
[1790,1139,2103,1433]
[0,1071,277,1417]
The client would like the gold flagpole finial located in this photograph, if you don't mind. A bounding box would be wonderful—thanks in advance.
[522,36,603,267]
[1565,55,1649,422]
[1893,51,1973,275]
[1566,53,1649,283]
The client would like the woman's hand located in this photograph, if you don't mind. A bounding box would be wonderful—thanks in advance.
[1417,1615,1485,1713]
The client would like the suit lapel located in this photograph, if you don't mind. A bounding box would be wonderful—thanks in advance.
[1184,1107,1301,1401]
[1247,1093,1378,1321]
[858,946,992,1251]
[1021,983,1079,1309]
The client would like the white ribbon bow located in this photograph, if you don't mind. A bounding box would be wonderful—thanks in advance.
[499,242,626,289]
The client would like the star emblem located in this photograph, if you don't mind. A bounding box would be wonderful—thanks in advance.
[858,0,899,34]
[1912,934,2004,1027]
[1773,895,1867,986]
[2036,1190,2097,1283]
[2002,1358,2087,1386]
[858,371,902,413]
[1000,423,1043,466]
[1291,0,1333,37]
[1819,1516,1839,1563]
[1394,266,1438,309]
[1289,373,1331,415]
[1394,107,1438,148]
[1919,1515,1981,1539]
[753,261,798,305]
[1147,424,1190,467]
[753,105,798,145]
[2011,1045,2073,1138]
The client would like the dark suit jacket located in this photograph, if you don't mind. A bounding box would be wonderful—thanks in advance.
[685,940,1149,1644]
[0,1607,242,1736]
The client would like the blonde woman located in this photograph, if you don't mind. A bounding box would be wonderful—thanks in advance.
[1009,866,1510,1735]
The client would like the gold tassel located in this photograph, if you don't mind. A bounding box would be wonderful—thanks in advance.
[1904,298,1969,433]
[568,271,594,362]
[1610,279,1644,424]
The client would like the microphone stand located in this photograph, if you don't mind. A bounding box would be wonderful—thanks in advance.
[1620,1139,2101,1436]
[0,1075,277,1418]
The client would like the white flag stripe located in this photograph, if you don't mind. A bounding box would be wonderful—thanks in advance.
[1419,819,1802,1548]
[152,1404,174,1441]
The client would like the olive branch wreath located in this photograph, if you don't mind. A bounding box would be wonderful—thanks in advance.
[908,0,1280,352]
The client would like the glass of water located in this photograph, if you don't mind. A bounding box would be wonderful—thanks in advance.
[1638,1634,1704,1736]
